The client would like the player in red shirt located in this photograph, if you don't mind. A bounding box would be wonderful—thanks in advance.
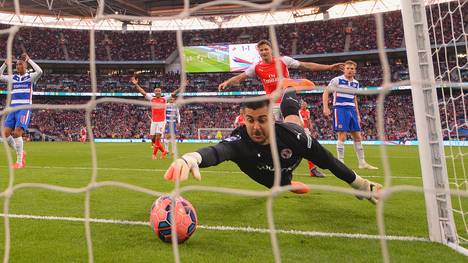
[79,127,87,143]
[299,100,325,177]
[132,76,180,160]
[219,40,341,177]
[219,39,343,119]
[233,108,245,128]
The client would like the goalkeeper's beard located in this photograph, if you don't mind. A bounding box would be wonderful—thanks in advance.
[249,128,269,145]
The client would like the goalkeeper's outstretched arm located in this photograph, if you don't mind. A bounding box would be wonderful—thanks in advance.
[164,142,239,181]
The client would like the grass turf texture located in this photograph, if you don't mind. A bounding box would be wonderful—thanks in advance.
[0,142,466,262]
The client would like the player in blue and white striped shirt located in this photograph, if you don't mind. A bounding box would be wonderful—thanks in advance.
[164,97,180,153]
[0,54,43,169]
[322,60,377,170]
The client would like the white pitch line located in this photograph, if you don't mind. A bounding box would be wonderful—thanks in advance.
[0,213,429,242]
[0,165,429,180]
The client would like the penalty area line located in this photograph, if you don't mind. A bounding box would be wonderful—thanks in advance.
[0,213,429,242]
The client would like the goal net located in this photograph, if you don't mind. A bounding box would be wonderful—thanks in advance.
[0,0,467,262]
[424,0,468,249]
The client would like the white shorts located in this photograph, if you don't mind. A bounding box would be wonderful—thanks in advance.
[150,121,166,135]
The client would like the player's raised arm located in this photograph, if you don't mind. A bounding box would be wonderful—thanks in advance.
[298,61,344,72]
[22,54,43,81]
[218,72,248,91]
[131,76,148,97]
[171,86,182,98]
[0,59,12,82]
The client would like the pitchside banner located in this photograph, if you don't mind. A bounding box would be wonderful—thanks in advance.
[183,43,260,73]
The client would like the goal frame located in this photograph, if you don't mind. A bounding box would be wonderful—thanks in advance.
[400,0,459,247]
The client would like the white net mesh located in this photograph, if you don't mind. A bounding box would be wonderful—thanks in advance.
[0,0,467,262]
[427,0,468,246]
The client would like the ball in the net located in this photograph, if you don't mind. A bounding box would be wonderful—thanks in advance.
[149,195,198,243]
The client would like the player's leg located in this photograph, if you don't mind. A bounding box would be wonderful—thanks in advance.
[351,131,378,169]
[164,133,170,154]
[334,108,348,163]
[3,127,16,150]
[150,122,158,159]
[304,128,325,178]
[336,131,346,163]
[12,110,30,168]
[163,123,170,153]
[280,90,325,178]
[4,112,17,150]
[13,127,25,168]
[156,122,168,158]
[306,138,382,204]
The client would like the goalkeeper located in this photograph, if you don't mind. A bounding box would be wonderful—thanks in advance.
[164,81,382,204]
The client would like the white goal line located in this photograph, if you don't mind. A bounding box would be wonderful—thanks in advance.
[0,213,429,242]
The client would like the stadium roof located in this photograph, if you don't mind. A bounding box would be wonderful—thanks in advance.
[1,0,363,17]
[0,0,452,30]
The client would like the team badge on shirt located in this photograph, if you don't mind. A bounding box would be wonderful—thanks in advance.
[280,148,293,159]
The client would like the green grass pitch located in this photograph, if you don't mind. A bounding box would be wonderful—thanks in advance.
[0,142,466,262]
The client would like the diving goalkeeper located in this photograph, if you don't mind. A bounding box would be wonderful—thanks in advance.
[164,82,382,204]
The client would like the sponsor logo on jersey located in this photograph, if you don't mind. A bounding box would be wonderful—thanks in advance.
[224,135,241,142]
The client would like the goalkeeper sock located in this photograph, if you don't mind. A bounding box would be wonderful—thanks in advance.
[353,141,366,165]
[6,136,16,150]
[336,141,345,163]
[13,137,23,164]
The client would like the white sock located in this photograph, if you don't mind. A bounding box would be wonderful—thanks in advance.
[336,141,345,163]
[164,140,169,152]
[6,136,16,150]
[14,137,23,164]
[353,141,366,165]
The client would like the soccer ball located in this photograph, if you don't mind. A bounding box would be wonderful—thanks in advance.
[149,195,198,243]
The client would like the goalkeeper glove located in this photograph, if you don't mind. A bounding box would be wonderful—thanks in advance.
[350,174,382,204]
[164,152,202,181]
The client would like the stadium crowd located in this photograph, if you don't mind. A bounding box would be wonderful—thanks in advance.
[3,5,465,61]
[16,91,463,142]
[0,2,466,142]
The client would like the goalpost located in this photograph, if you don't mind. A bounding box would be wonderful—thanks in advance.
[401,0,466,253]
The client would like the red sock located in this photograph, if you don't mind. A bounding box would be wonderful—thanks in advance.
[155,138,165,152]
[308,161,315,170]
[153,142,158,155]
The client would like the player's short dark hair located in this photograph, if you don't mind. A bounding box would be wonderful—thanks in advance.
[256,40,272,48]
[242,99,270,110]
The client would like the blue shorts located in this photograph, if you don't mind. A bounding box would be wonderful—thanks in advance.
[4,109,31,130]
[333,107,360,132]
[165,122,178,135]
